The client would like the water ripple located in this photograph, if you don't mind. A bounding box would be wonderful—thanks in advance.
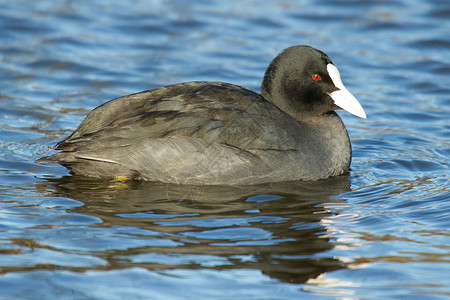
[1,0,449,298]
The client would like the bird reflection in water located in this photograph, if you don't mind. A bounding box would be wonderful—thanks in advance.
[36,175,351,284]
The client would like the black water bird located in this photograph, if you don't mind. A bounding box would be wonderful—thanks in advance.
[37,45,366,185]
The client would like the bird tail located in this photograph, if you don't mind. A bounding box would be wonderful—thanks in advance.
[36,152,77,164]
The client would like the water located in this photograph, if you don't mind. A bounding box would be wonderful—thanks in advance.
[0,0,449,298]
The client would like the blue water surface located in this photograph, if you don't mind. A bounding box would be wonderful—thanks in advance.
[0,0,449,299]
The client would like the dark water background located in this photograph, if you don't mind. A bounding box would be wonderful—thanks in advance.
[1,0,449,299]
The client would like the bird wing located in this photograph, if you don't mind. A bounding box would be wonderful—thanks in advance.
[55,81,301,154]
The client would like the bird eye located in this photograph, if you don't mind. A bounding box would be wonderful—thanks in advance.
[312,74,321,81]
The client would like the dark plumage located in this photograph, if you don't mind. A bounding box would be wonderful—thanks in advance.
[37,45,366,185]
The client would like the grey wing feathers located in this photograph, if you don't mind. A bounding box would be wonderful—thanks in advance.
[56,81,299,153]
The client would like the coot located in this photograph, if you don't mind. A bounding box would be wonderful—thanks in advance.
[38,45,366,185]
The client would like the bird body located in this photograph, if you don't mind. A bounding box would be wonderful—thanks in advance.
[38,46,365,185]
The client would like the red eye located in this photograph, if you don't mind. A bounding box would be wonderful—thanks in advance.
[312,74,321,81]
